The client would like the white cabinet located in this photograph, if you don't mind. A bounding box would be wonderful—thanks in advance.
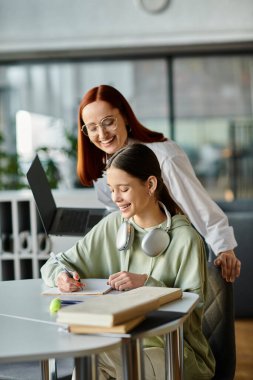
[0,189,104,280]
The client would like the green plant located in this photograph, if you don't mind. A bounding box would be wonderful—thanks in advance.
[0,132,27,190]
[35,128,81,189]
[61,129,78,160]
[60,129,82,188]
[35,147,62,189]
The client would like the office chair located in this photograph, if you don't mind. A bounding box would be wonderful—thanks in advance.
[203,262,236,380]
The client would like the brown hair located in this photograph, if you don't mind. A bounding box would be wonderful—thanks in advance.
[106,144,180,216]
[77,85,167,186]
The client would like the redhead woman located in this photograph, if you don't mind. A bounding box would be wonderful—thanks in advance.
[77,84,241,283]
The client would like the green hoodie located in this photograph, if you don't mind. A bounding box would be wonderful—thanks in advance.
[41,212,215,379]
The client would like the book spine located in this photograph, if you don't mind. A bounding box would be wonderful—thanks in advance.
[57,314,112,326]
[111,298,159,326]
[158,289,182,306]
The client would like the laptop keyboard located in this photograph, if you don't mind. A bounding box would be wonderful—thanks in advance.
[58,209,106,235]
[60,210,88,234]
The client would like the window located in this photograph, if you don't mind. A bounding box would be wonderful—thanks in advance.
[0,55,253,199]
[0,59,168,188]
[174,56,253,200]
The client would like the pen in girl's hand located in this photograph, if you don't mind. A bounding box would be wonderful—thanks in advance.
[50,252,84,288]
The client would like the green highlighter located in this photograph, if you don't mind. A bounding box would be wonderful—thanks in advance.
[49,298,82,313]
[49,298,62,313]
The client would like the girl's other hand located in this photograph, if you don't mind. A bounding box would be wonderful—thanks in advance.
[108,271,147,291]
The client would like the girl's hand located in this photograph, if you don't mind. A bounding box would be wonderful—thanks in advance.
[108,271,148,291]
[56,271,84,292]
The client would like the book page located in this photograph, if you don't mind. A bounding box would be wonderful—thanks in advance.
[42,278,112,296]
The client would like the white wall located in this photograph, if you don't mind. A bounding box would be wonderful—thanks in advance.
[0,0,253,59]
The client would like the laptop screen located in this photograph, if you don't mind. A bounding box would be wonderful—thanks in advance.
[26,155,57,232]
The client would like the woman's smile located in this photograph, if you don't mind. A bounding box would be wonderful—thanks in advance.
[82,100,128,154]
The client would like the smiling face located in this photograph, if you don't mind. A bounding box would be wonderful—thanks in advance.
[107,166,156,226]
[81,100,128,156]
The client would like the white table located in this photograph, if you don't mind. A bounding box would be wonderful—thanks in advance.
[0,314,122,380]
[0,279,199,380]
[0,279,123,380]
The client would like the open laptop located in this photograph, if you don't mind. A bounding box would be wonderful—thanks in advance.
[26,155,107,236]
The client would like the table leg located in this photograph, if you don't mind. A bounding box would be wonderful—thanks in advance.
[121,338,133,380]
[91,354,98,380]
[165,332,174,380]
[121,337,145,380]
[178,325,184,379]
[40,360,50,380]
[135,338,145,380]
[40,358,60,380]
[165,329,181,380]
[75,356,92,380]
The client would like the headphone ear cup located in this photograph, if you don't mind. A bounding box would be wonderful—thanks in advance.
[116,222,134,251]
[141,229,170,257]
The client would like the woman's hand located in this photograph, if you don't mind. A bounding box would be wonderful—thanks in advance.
[108,271,148,291]
[56,271,84,292]
[214,250,241,282]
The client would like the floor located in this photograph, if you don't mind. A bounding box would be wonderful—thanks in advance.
[234,319,253,379]
[0,358,73,380]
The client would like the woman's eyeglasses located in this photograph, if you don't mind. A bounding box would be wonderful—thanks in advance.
[81,115,118,137]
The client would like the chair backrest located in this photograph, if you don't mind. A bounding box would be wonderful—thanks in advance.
[216,199,253,318]
[203,262,236,380]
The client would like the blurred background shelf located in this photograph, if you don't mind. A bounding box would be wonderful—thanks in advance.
[0,189,103,281]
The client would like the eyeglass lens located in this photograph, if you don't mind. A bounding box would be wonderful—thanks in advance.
[82,116,117,135]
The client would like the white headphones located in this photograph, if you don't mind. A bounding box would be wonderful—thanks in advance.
[116,202,172,257]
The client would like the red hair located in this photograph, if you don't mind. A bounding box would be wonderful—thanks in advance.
[77,85,167,186]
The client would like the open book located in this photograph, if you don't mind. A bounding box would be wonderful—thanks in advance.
[42,278,112,296]
[57,286,182,327]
